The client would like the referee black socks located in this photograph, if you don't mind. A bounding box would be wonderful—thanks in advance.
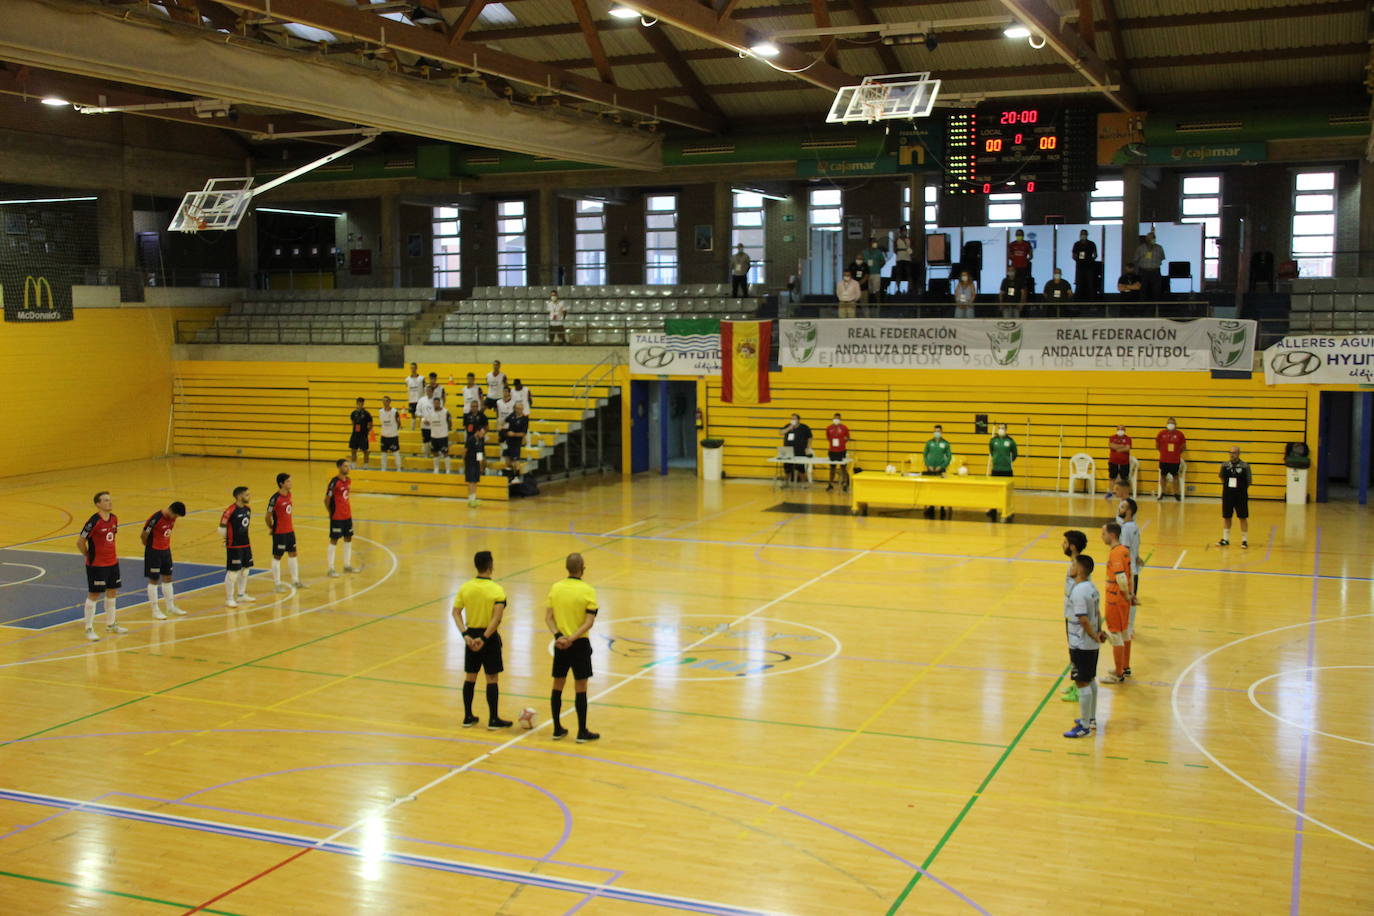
[486,683,500,720]
[575,693,588,731]
[462,682,475,719]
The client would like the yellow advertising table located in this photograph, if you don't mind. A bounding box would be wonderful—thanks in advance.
[851,473,1015,521]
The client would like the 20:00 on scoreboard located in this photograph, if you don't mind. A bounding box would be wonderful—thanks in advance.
[944,106,1096,195]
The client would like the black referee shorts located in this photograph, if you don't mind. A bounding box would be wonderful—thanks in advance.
[552,638,594,680]
[463,628,504,675]
[1222,490,1249,519]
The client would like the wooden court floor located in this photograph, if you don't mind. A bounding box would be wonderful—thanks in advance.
[0,457,1371,915]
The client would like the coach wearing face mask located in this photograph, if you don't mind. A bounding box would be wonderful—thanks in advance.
[922,424,954,519]
[1155,417,1186,500]
[1107,424,1132,488]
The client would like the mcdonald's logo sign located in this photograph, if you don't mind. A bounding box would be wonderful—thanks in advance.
[24,275,54,310]
[3,271,71,322]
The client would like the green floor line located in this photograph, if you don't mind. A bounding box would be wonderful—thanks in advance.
[245,663,1011,750]
[884,664,1070,915]
[0,869,247,916]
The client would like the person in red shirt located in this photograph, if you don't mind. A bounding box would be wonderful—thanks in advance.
[267,472,306,592]
[1155,417,1186,500]
[142,501,187,620]
[220,486,255,608]
[76,490,125,641]
[1007,229,1033,308]
[1107,424,1132,489]
[823,411,851,493]
[325,458,357,577]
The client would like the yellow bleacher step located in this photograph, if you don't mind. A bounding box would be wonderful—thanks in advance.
[351,468,509,501]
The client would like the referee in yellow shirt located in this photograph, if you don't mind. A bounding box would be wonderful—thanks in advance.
[545,552,600,742]
[454,550,513,730]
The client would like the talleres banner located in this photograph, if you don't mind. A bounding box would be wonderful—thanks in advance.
[779,318,1255,371]
[1263,334,1374,385]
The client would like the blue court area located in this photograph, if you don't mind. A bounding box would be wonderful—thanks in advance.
[0,548,263,629]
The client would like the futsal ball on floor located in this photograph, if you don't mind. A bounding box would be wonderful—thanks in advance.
[957,466,969,475]
[519,707,536,729]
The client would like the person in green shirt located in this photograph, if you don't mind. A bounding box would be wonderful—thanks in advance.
[987,423,1018,520]
[988,424,1018,477]
[922,424,953,519]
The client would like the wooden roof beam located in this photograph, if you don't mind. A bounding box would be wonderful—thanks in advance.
[637,22,726,121]
[212,0,723,131]
[847,0,902,74]
[446,0,488,47]
[569,0,616,85]
[1099,0,1135,101]
[625,0,859,92]
[994,0,1135,112]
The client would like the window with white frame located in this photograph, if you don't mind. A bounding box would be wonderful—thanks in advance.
[808,187,842,228]
[1180,175,1221,280]
[1090,179,1124,225]
[925,184,938,230]
[731,191,765,284]
[496,199,527,286]
[645,194,678,285]
[986,192,1023,227]
[574,199,606,285]
[1291,171,1336,278]
[431,206,461,289]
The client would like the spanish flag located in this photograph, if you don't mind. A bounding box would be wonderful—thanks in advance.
[721,320,771,404]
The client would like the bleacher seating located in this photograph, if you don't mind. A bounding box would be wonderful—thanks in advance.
[171,362,619,496]
[194,288,436,344]
[1287,278,1374,333]
[428,284,762,345]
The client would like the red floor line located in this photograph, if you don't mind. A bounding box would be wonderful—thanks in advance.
[181,847,313,915]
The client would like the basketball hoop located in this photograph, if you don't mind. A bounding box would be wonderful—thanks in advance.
[827,72,942,125]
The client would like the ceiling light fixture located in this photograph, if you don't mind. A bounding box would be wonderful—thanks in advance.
[749,41,780,58]
[1027,32,1046,49]
[1003,24,1030,39]
[256,207,345,219]
[40,96,70,107]
[608,4,640,19]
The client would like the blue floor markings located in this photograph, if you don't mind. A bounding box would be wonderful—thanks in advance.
[0,548,264,630]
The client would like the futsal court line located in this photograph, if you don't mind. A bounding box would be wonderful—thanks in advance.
[0,867,246,916]
[1247,666,1374,748]
[0,529,399,668]
[1289,528,1321,914]
[0,788,782,916]
[284,510,1370,584]
[180,548,881,914]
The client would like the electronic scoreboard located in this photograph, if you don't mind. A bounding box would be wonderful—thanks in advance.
[944,105,1096,194]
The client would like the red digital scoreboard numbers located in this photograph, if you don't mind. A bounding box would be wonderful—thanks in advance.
[944,105,1095,195]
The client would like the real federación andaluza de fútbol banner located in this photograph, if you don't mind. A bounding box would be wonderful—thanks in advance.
[778,318,1255,372]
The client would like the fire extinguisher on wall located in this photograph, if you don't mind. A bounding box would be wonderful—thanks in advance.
[695,407,704,430]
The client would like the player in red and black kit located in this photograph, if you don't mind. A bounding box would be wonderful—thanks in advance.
[76,490,125,641]
[220,485,255,608]
[268,472,306,592]
[1007,229,1033,308]
[824,412,851,493]
[142,501,187,620]
[326,458,358,576]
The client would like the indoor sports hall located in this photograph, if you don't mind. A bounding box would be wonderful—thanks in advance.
[2,1,1373,914]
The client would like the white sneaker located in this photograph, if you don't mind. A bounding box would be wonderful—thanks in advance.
[168,605,187,616]
[226,599,239,609]
[107,624,128,635]
[152,608,168,621]
[237,594,257,603]
[274,583,290,593]
[327,569,341,578]
[344,565,362,573]
[85,628,99,642]
[293,581,308,589]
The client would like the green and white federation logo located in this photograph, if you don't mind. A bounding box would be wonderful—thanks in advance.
[987,321,1023,366]
[785,321,818,364]
[1208,320,1251,369]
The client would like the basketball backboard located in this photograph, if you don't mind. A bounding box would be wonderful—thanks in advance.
[826,73,941,125]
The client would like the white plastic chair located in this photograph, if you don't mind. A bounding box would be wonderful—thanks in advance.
[1067,453,1096,495]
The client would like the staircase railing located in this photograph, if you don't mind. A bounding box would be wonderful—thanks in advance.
[573,350,624,405]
